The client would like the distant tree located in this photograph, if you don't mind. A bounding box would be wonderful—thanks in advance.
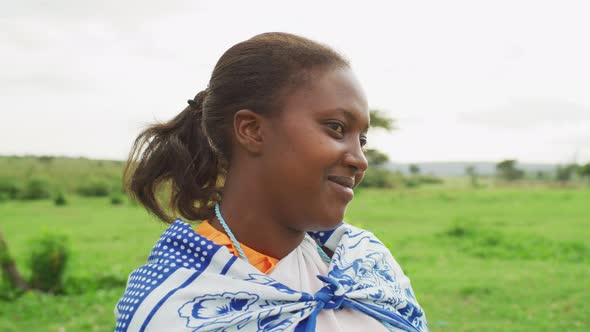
[465,165,479,188]
[370,109,395,131]
[367,109,395,167]
[495,159,524,181]
[366,109,395,168]
[556,164,579,184]
[576,162,589,174]
[358,110,396,188]
[365,149,389,167]
[578,162,590,184]
[535,171,548,181]
[409,164,421,176]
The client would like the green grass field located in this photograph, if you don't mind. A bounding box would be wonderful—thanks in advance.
[1,186,589,331]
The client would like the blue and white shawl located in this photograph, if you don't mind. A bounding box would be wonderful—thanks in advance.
[115,220,428,332]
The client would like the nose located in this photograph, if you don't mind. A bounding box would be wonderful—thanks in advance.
[343,143,368,174]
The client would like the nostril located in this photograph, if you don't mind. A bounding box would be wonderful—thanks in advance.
[344,152,368,172]
[356,155,369,172]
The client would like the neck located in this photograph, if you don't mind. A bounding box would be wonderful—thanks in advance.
[210,164,306,260]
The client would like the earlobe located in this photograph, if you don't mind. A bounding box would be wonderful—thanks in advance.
[233,109,264,155]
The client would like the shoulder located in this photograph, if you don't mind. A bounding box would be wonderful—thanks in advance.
[115,219,226,329]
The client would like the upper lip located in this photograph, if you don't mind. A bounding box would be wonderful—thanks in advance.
[327,175,355,189]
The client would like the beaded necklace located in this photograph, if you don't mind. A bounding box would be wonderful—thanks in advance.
[214,203,331,264]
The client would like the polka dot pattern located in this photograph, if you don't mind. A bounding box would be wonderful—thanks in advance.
[308,227,338,245]
[115,219,220,332]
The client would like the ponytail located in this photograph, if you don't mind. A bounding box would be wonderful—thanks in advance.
[123,90,222,223]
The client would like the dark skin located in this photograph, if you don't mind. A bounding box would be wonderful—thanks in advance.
[209,67,369,260]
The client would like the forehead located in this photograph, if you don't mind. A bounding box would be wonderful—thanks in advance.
[279,67,369,125]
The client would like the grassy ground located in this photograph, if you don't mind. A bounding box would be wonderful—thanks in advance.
[1,187,589,331]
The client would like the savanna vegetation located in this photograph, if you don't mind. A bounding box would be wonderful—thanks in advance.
[0,155,589,331]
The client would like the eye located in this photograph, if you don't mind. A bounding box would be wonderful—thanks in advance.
[326,122,344,135]
[360,135,368,148]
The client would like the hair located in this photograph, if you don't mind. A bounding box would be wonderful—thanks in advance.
[124,32,349,223]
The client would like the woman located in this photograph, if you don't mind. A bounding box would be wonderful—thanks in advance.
[115,32,428,332]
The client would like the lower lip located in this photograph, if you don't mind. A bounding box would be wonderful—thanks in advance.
[328,180,354,202]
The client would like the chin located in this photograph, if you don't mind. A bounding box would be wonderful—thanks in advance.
[307,206,347,232]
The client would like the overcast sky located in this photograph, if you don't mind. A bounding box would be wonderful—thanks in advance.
[2,0,589,163]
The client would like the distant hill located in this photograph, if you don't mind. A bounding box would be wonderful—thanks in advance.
[385,161,557,176]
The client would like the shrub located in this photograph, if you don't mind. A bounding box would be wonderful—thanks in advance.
[19,177,52,200]
[37,156,54,164]
[54,192,67,206]
[359,169,441,189]
[446,224,474,238]
[416,175,444,185]
[77,179,111,197]
[110,194,124,205]
[358,169,398,188]
[403,178,420,188]
[0,177,22,199]
[29,232,70,293]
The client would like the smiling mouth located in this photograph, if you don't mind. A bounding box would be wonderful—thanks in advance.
[327,175,355,189]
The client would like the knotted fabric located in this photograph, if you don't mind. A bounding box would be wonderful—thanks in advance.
[304,275,346,331]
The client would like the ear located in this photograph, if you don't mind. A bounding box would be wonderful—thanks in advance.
[233,109,266,155]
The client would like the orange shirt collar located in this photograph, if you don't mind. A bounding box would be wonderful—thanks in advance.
[194,220,279,274]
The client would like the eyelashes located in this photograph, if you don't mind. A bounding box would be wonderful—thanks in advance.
[325,121,368,148]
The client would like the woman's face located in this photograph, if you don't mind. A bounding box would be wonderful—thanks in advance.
[262,67,369,231]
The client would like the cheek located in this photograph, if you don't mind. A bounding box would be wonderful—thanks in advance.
[272,128,333,181]
[274,123,322,160]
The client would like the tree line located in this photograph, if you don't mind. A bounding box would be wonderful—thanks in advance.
[464,159,590,186]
